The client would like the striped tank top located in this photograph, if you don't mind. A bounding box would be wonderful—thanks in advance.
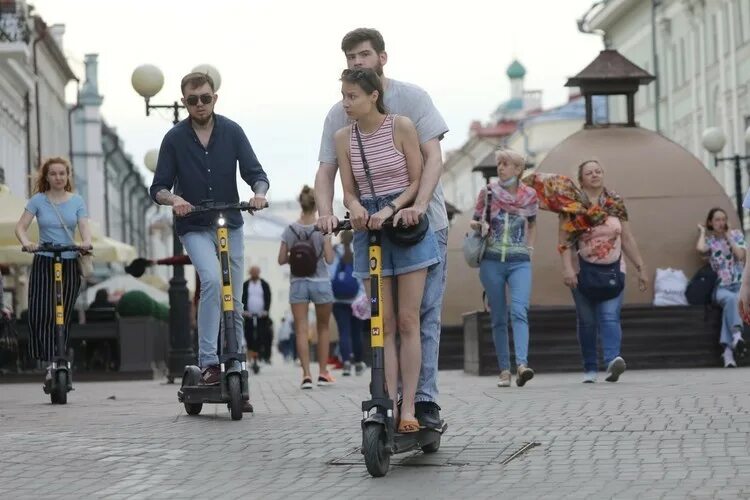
[349,114,409,199]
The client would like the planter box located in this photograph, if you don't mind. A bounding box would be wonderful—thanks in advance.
[118,316,167,373]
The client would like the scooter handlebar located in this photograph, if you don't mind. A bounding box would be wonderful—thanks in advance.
[22,243,91,254]
[181,201,269,217]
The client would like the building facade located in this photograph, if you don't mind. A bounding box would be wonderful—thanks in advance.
[583,0,750,204]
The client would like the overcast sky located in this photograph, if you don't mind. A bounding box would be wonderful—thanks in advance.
[32,0,603,202]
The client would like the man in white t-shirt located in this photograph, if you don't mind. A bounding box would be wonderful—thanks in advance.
[314,27,448,429]
[242,266,272,363]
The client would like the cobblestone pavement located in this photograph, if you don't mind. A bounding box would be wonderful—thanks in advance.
[1,362,749,499]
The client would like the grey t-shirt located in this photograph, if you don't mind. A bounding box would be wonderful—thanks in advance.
[281,223,329,282]
[318,78,450,232]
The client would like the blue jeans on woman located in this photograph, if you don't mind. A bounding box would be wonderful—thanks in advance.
[333,302,363,363]
[479,259,531,371]
[572,288,624,372]
[714,283,743,346]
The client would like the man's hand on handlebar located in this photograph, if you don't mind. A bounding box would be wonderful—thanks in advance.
[393,203,426,228]
[249,194,267,210]
[172,196,193,217]
[316,214,340,234]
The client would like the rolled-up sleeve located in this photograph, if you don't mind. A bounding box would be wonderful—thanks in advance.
[235,124,269,193]
[149,136,177,204]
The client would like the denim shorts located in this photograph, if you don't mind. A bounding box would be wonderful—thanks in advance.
[352,193,441,280]
[289,279,334,304]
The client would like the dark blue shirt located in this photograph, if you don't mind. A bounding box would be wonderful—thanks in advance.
[149,114,269,235]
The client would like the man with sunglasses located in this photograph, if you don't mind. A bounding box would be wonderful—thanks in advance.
[314,28,449,430]
[150,72,269,395]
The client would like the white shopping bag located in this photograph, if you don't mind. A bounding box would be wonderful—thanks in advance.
[653,267,689,306]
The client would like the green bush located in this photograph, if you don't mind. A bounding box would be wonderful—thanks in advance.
[154,303,169,322]
[117,290,156,317]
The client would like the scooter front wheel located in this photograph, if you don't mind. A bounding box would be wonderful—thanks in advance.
[362,424,390,477]
[54,370,67,405]
[228,374,243,421]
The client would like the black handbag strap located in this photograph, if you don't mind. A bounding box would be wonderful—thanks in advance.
[354,124,379,202]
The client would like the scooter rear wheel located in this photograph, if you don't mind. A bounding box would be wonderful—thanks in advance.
[228,374,243,421]
[184,403,203,415]
[362,424,390,477]
[421,435,441,454]
[54,370,67,405]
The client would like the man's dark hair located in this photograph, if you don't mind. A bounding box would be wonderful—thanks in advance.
[341,28,385,53]
[180,72,215,95]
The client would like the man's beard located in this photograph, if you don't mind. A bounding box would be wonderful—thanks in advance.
[373,61,384,76]
[190,111,212,126]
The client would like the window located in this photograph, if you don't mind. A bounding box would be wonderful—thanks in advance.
[724,6,731,54]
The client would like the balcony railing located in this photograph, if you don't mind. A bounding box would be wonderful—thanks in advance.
[0,9,30,44]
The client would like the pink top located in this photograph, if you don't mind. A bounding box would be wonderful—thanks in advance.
[577,216,627,272]
[350,114,409,198]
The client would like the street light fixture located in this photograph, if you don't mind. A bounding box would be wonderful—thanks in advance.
[701,126,750,231]
[131,63,222,383]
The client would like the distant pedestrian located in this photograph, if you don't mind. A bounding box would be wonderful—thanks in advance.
[279,185,335,389]
[241,265,272,363]
[330,230,365,376]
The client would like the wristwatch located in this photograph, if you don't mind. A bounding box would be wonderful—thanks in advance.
[387,201,398,213]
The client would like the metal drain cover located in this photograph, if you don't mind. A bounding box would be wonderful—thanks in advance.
[329,442,540,468]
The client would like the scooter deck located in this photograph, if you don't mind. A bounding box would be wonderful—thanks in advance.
[391,421,447,454]
[178,385,227,404]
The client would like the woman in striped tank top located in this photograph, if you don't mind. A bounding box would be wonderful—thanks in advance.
[334,68,440,434]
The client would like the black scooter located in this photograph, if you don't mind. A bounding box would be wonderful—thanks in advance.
[177,201,265,420]
[331,217,446,477]
[24,243,90,404]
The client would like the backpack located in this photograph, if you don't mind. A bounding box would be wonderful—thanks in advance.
[288,226,319,277]
[331,255,359,299]
[685,264,719,305]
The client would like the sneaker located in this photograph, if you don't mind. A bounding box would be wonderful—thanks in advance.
[516,365,535,387]
[414,402,442,430]
[497,370,511,387]
[582,371,597,383]
[354,362,366,376]
[732,333,747,357]
[317,372,336,386]
[327,356,344,370]
[342,361,352,376]
[723,348,737,368]
[300,377,313,390]
[605,357,626,382]
[242,401,254,413]
[200,365,221,385]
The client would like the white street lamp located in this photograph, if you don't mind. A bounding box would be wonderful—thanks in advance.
[144,149,159,172]
[701,126,750,231]
[701,127,726,154]
[192,64,222,91]
[131,64,165,99]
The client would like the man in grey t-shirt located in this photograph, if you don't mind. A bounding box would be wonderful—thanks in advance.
[314,27,448,429]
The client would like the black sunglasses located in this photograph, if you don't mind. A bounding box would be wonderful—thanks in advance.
[185,94,213,106]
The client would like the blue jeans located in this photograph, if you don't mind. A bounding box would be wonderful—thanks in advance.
[572,288,624,372]
[714,283,743,346]
[415,228,448,403]
[479,259,531,371]
[333,302,363,363]
[180,227,244,368]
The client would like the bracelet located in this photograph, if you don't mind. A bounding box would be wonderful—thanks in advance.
[387,201,398,213]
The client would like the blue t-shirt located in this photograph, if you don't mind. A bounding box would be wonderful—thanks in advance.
[25,193,88,259]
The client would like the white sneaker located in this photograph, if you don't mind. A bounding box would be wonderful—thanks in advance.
[582,371,597,383]
[497,370,511,387]
[605,357,626,382]
[354,362,366,376]
[723,348,737,368]
[732,332,747,357]
[342,361,352,376]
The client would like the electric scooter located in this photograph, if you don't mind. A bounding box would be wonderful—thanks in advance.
[331,216,447,477]
[24,243,90,404]
[177,200,265,420]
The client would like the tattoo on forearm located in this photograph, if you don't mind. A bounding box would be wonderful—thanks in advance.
[155,189,176,205]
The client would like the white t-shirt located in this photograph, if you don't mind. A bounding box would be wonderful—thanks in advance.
[318,78,450,232]
[245,280,265,315]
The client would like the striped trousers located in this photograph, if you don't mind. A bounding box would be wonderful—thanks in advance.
[27,255,81,362]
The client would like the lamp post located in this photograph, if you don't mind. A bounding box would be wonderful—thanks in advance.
[132,63,221,383]
[701,126,750,231]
